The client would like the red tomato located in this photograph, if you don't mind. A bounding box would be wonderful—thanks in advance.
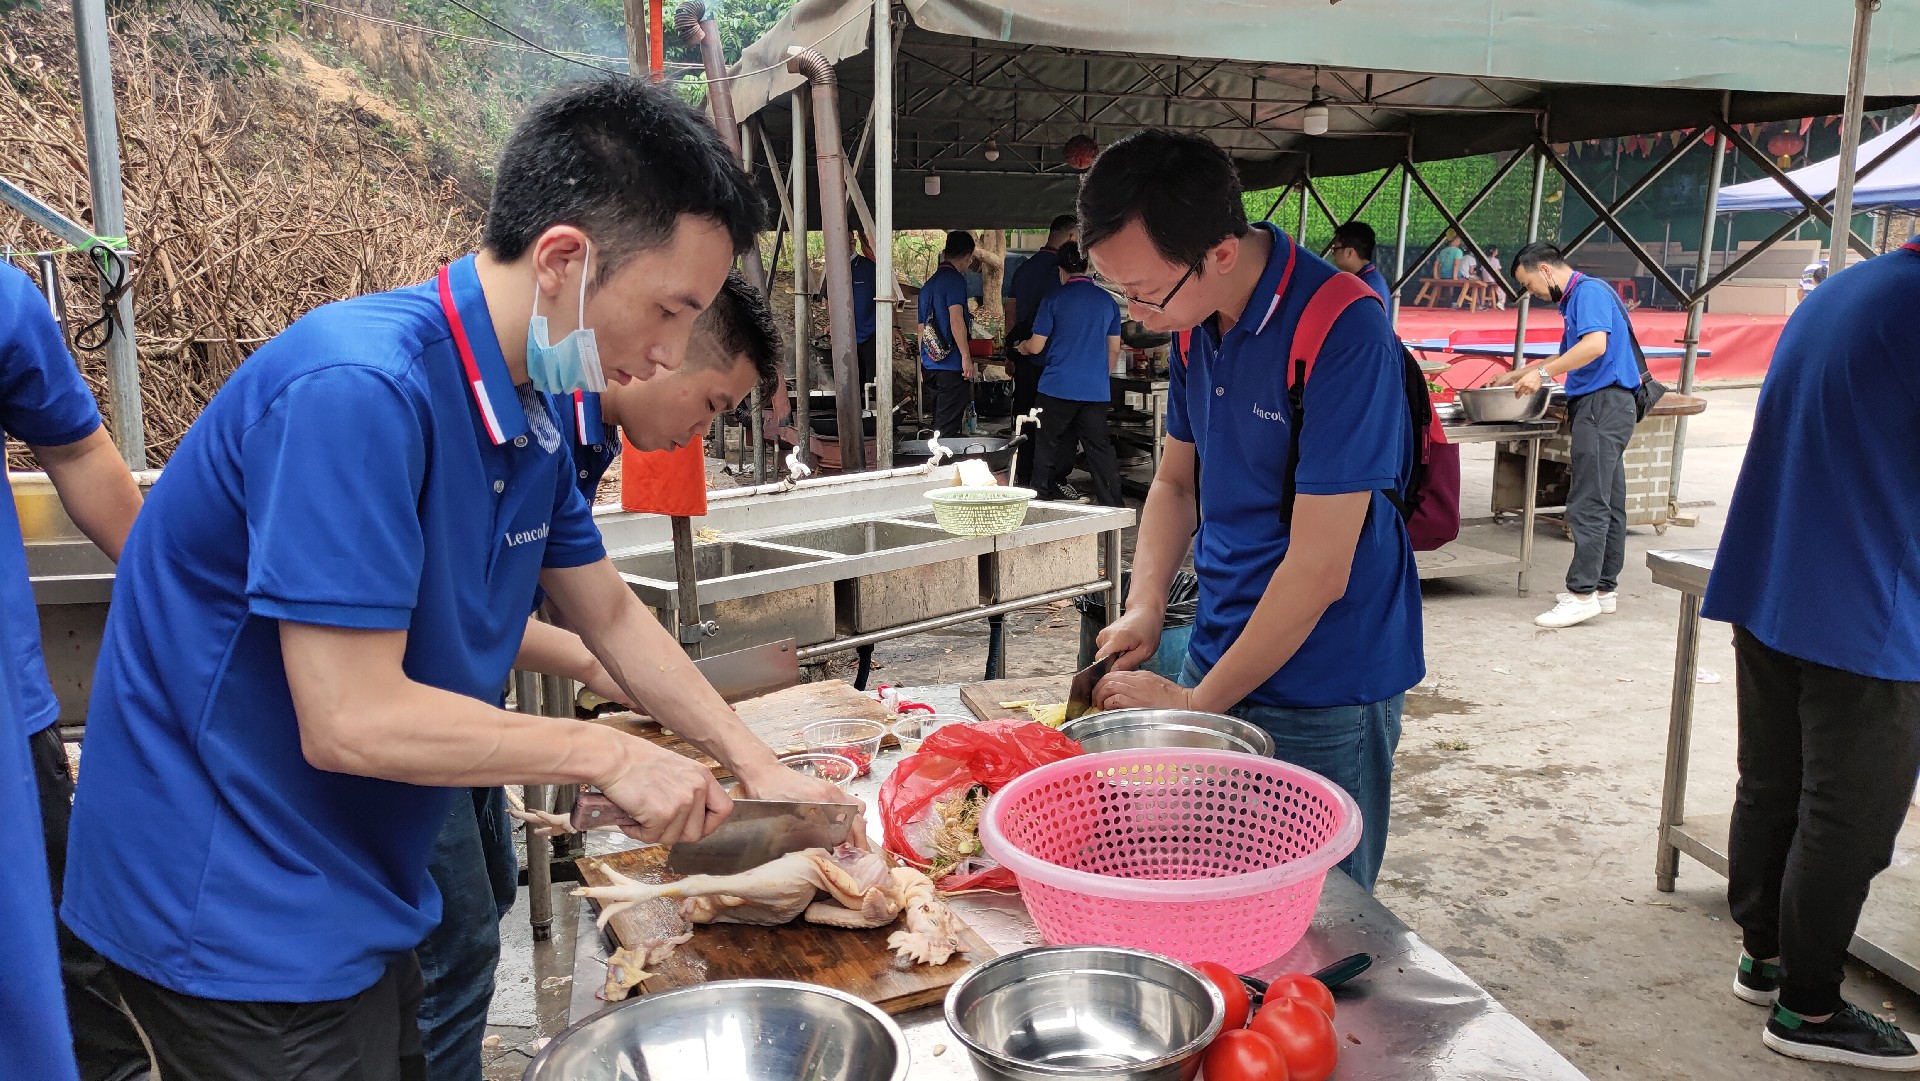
[1249,998,1339,1081]
[1201,1028,1289,1081]
[1193,961,1251,1032]
[1264,973,1336,1019]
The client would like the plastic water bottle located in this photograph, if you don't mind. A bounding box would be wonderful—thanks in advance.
[963,402,980,435]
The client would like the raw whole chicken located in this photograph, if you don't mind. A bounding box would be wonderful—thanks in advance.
[574,845,968,967]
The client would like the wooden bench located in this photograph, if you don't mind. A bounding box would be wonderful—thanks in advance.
[1412,276,1470,307]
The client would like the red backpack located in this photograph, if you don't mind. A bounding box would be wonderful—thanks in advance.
[1173,273,1461,551]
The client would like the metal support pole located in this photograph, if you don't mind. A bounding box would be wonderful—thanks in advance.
[1829,0,1879,274]
[1669,105,1730,515]
[788,53,865,473]
[72,0,145,468]
[1654,591,1703,892]
[1511,149,1548,372]
[1296,176,1311,241]
[1391,163,1412,327]
[511,670,553,936]
[671,515,706,658]
[873,0,896,468]
[791,93,813,467]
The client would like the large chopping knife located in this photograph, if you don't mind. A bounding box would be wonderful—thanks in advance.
[1064,654,1114,721]
[570,795,857,874]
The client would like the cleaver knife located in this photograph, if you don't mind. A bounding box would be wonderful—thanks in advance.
[1064,654,1114,721]
[570,794,858,874]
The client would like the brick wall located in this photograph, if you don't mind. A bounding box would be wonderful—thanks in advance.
[1539,414,1678,526]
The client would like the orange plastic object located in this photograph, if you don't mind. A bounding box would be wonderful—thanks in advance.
[620,436,708,517]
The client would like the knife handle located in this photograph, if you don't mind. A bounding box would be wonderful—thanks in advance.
[570,792,635,832]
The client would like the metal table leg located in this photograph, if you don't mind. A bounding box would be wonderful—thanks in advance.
[525,783,554,941]
[1655,589,1704,892]
[1517,436,1541,595]
[1150,388,1167,473]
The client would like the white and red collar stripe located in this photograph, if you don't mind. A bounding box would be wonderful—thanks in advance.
[436,261,528,447]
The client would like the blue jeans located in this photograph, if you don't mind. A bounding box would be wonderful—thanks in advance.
[1179,657,1404,892]
[416,787,519,1081]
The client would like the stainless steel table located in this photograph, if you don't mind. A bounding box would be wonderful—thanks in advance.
[1109,373,1169,479]
[1419,420,1558,595]
[570,684,1590,1079]
[1648,549,1920,994]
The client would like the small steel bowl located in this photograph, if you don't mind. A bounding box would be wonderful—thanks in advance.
[1457,383,1553,423]
[1060,708,1274,758]
[944,946,1224,1081]
[523,979,909,1081]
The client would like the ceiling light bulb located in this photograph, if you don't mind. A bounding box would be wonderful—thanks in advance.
[984,137,1000,162]
[1304,86,1330,137]
[924,173,942,196]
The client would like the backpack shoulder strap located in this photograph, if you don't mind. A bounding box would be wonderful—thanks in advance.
[1174,328,1194,369]
[1287,272,1380,390]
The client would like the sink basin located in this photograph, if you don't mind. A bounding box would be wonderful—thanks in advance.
[613,541,838,651]
[764,519,951,555]
[616,540,826,583]
[757,520,983,634]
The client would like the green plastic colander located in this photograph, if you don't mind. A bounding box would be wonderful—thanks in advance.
[925,486,1036,536]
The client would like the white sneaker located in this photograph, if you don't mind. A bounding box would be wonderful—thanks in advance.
[1559,591,1618,614]
[1537,594,1604,628]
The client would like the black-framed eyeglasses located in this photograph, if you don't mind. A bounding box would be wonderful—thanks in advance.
[1119,261,1202,312]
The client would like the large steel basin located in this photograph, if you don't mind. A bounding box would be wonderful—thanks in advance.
[614,541,837,651]
[758,520,983,633]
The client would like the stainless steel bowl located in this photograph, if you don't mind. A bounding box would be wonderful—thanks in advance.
[1060,708,1274,758]
[523,979,909,1081]
[944,946,1224,1081]
[1457,383,1552,423]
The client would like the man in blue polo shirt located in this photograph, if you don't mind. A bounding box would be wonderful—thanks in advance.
[1699,244,1920,1071]
[1,262,148,1081]
[1078,130,1422,892]
[852,236,879,391]
[1016,242,1122,506]
[1004,214,1077,481]
[0,656,79,1081]
[917,231,976,436]
[1495,243,1642,629]
[414,272,785,1080]
[1328,221,1392,308]
[62,78,846,1080]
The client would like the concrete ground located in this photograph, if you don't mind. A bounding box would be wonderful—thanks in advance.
[484,385,1918,1079]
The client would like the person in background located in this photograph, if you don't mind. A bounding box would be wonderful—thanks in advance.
[1797,258,1828,303]
[1495,243,1640,629]
[1004,214,1078,483]
[414,274,784,1081]
[1327,222,1392,307]
[1435,232,1464,282]
[852,235,879,391]
[918,231,976,437]
[1,262,148,1081]
[1479,246,1507,310]
[1701,242,1920,1072]
[1078,130,1422,892]
[61,78,846,1080]
[1016,242,1122,507]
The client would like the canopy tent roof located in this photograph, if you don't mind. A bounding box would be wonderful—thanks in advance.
[1718,116,1920,212]
[730,0,1920,228]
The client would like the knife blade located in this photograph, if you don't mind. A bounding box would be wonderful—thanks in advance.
[569,795,859,874]
[1065,654,1114,721]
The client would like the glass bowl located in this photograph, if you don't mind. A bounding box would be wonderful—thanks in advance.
[800,719,888,777]
[776,751,860,788]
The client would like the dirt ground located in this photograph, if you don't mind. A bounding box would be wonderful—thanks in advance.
[484,385,1918,1079]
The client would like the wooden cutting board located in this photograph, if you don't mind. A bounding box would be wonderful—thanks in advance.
[959,676,1072,723]
[575,846,994,1014]
[586,680,895,780]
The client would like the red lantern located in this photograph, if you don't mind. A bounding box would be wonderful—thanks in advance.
[1766,132,1806,159]
[1064,134,1098,170]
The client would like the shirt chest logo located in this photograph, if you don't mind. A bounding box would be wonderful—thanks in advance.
[505,522,551,548]
[1252,402,1287,425]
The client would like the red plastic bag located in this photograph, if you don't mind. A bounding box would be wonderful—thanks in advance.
[879,717,1082,891]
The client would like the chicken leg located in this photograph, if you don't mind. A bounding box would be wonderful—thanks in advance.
[574,845,898,930]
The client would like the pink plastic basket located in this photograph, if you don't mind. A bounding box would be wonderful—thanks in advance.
[979,748,1361,973]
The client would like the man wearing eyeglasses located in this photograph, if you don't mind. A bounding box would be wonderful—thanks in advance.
[1081,131,1422,893]
[1327,222,1392,308]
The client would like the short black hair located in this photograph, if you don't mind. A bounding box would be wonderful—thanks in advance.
[1510,241,1569,279]
[943,230,976,259]
[1332,222,1377,261]
[1048,213,1077,238]
[690,271,782,391]
[1056,242,1089,274]
[483,78,762,279]
[1078,129,1248,268]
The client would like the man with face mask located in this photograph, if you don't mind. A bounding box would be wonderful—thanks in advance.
[61,78,847,1081]
[1493,242,1642,629]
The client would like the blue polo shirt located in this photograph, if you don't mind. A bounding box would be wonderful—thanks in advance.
[1558,272,1641,398]
[0,657,79,1081]
[918,264,969,371]
[1,264,106,738]
[1004,246,1061,340]
[1031,276,1120,402]
[1168,223,1423,709]
[852,254,877,344]
[1703,244,1920,681]
[1358,263,1392,307]
[64,254,606,1002]
[547,389,617,500]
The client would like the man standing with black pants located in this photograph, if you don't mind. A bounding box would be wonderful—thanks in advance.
[1496,243,1639,629]
[917,231,976,436]
[1701,243,1920,1071]
[1004,214,1077,482]
[1016,242,1121,506]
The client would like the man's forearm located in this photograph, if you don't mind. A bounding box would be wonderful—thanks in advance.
[1126,464,1198,619]
[35,427,142,561]
[514,616,597,685]
[1539,337,1607,378]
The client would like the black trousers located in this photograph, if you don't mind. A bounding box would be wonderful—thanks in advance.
[925,368,969,437]
[31,724,149,1081]
[1564,387,1635,595]
[856,335,877,389]
[1726,627,1920,1017]
[113,956,426,1081]
[1031,394,1122,506]
[1009,356,1044,484]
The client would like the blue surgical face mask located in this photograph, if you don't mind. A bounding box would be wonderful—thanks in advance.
[526,243,607,394]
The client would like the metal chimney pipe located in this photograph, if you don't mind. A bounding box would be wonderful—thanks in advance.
[786,46,866,472]
[680,3,765,294]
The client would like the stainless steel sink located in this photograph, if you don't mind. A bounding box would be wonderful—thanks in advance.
[764,519,949,556]
[757,520,985,634]
[614,541,838,652]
